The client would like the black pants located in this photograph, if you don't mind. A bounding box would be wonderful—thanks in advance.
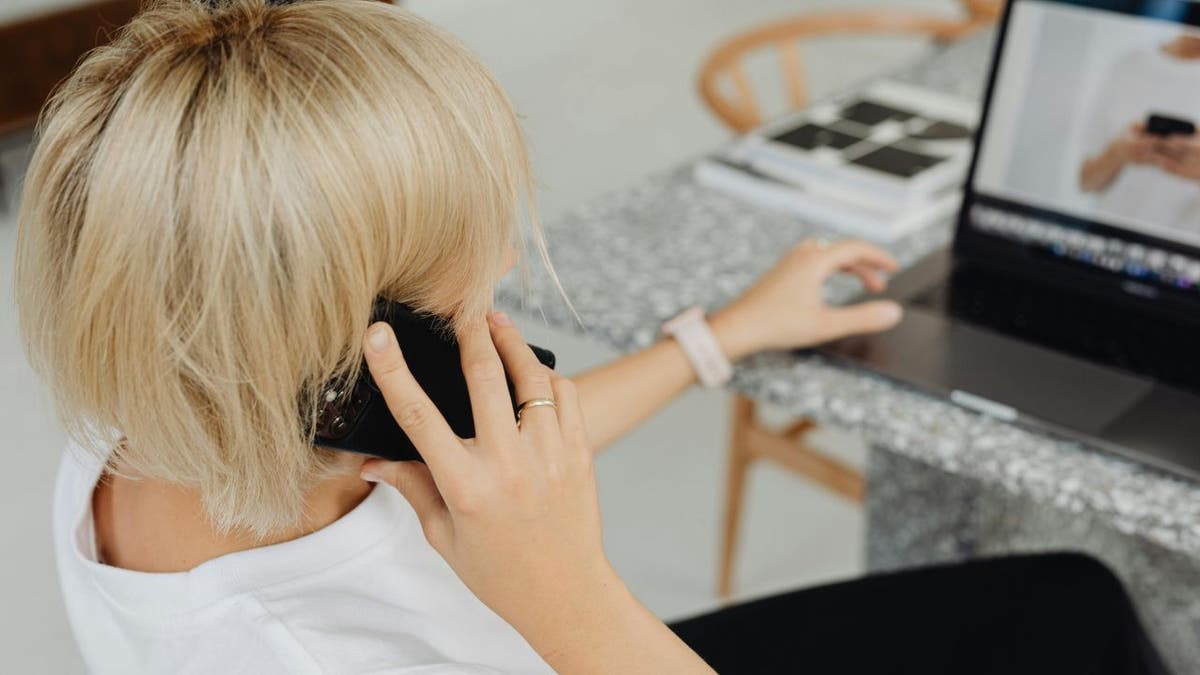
[669,553,1169,675]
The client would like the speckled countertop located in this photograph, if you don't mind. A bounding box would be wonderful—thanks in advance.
[497,32,1200,559]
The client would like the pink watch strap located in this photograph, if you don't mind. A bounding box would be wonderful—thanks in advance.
[662,307,733,388]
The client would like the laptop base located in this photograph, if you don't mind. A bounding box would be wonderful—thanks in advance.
[822,250,1200,480]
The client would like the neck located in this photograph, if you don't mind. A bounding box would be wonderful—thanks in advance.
[92,453,374,573]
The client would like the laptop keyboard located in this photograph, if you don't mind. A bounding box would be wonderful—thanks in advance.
[912,265,1200,394]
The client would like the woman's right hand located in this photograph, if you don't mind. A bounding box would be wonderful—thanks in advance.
[359,313,713,674]
[359,312,609,628]
[1082,123,1157,192]
[1115,123,1158,165]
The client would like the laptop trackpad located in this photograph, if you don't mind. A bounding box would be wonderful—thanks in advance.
[1102,386,1200,472]
[829,308,1154,434]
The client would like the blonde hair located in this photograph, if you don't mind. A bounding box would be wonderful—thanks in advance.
[16,0,544,535]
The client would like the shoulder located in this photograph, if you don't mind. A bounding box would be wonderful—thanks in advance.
[52,441,106,547]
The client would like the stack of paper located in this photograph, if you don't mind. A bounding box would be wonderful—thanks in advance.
[694,80,980,242]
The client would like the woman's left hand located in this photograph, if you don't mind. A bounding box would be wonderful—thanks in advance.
[708,238,904,360]
[1153,134,1200,181]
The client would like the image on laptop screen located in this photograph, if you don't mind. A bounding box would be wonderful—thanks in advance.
[966,0,1200,296]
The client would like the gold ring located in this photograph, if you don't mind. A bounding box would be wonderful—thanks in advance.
[516,398,557,423]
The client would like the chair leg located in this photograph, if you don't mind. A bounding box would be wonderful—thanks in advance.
[718,395,756,600]
[718,394,863,598]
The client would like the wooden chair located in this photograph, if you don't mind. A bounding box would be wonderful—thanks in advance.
[698,1,1004,133]
[703,2,1004,599]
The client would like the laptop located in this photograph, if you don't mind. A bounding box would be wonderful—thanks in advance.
[823,0,1200,480]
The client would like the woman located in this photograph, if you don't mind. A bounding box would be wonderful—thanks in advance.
[15,1,1166,673]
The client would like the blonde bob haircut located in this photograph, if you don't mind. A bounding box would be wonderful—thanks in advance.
[16,0,547,535]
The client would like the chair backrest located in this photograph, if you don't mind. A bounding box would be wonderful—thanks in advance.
[963,0,1006,22]
[698,1,1005,133]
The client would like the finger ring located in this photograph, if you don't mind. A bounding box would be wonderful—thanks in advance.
[516,398,557,423]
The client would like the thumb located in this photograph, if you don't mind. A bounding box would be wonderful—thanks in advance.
[825,300,903,338]
[362,460,447,535]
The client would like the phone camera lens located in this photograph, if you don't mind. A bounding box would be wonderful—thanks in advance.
[328,416,350,438]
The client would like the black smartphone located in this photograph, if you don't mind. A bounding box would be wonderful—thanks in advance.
[312,300,556,461]
[1146,113,1196,137]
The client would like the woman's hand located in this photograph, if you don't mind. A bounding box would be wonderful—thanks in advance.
[360,314,609,626]
[1154,133,1200,181]
[358,315,712,673]
[1081,123,1157,192]
[1114,123,1159,165]
[709,238,903,360]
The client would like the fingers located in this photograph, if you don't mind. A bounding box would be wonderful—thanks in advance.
[362,459,450,550]
[845,262,888,293]
[488,312,558,436]
[456,318,520,444]
[550,373,588,451]
[1157,135,1196,160]
[1157,157,1188,177]
[825,299,904,339]
[1153,136,1177,157]
[809,240,898,280]
[364,323,462,467]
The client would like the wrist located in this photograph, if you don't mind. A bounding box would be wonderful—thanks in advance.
[513,565,641,664]
[708,305,759,362]
[1109,137,1132,163]
[520,568,711,674]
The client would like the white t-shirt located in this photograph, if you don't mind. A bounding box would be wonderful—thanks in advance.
[52,444,554,674]
[1080,48,1200,234]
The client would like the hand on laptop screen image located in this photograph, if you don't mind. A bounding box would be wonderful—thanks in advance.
[1153,129,1200,180]
[973,2,1200,250]
[1077,31,1200,233]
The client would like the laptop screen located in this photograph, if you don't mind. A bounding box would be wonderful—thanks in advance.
[960,0,1200,311]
